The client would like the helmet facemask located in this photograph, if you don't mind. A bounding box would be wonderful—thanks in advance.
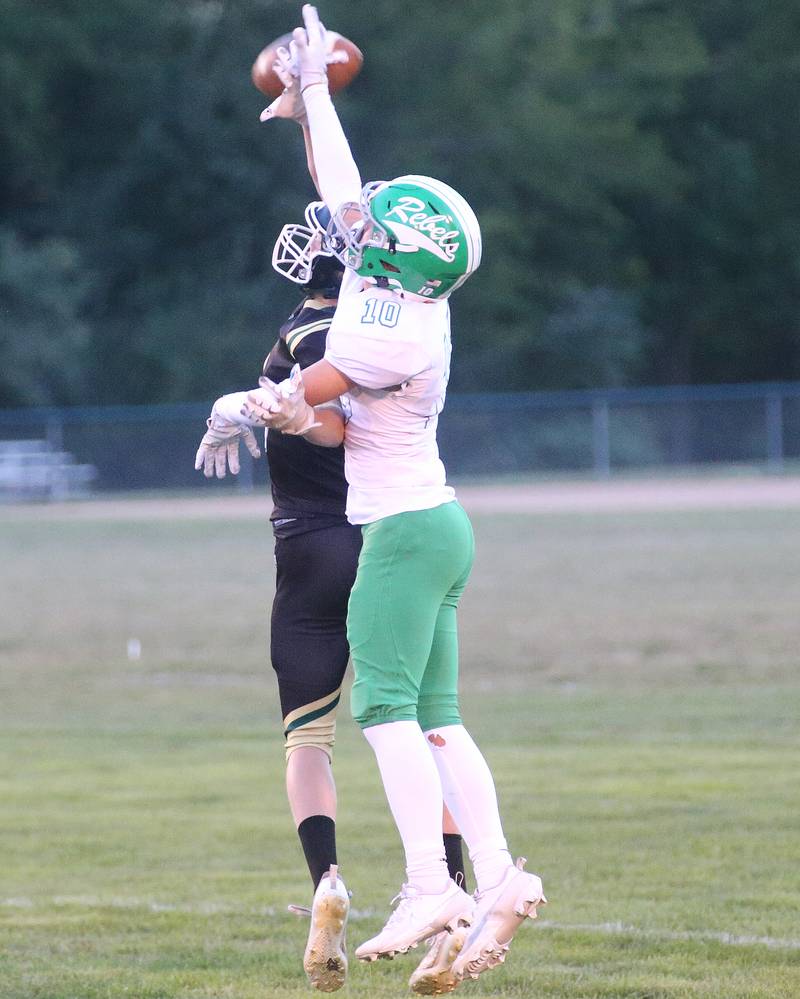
[272,201,341,287]
[328,182,385,271]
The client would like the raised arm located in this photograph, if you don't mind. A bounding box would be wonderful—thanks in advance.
[293,5,362,213]
[301,123,321,197]
[260,6,361,208]
[259,45,322,197]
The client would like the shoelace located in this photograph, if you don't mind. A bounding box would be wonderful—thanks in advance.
[288,878,354,919]
[384,884,421,927]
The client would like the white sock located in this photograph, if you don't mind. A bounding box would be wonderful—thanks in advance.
[423,724,513,891]
[363,720,450,892]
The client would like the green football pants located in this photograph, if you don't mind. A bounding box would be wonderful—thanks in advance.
[348,501,475,731]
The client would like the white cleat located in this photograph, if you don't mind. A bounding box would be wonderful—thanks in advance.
[301,865,350,992]
[355,879,473,963]
[451,858,545,982]
[408,925,468,995]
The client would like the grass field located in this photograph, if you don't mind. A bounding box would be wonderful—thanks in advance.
[1,489,799,999]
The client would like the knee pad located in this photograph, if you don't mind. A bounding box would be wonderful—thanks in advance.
[284,687,341,762]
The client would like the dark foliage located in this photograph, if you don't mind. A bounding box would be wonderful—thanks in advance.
[1,0,799,406]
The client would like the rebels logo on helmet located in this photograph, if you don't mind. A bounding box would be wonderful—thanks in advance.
[382,197,461,263]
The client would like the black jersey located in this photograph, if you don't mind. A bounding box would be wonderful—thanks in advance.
[262,301,348,533]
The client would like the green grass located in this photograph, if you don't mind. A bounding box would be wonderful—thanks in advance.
[1,501,799,998]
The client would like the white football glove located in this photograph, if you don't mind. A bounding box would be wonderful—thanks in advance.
[260,11,350,121]
[293,4,329,90]
[241,364,321,436]
[260,46,308,124]
[194,406,262,478]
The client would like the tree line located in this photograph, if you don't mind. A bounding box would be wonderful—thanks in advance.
[1,0,799,408]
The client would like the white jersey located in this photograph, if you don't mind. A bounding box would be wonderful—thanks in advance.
[325,268,456,524]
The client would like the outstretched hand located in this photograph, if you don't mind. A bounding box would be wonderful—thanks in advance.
[293,4,329,90]
[260,46,307,124]
[241,365,321,436]
[194,410,262,479]
[259,8,350,124]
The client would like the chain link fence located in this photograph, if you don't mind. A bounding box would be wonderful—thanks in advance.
[1,382,799,501]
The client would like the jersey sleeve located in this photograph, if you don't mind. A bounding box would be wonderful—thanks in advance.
[325,333,430,389]
[302,84,362,212]
[288,327,330,368]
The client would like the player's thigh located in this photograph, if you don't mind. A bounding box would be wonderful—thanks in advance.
[417,604,462,731]
[271,523,362,717]
[348,502,472,645]
[347,515,441,721]
[417,509,474,729]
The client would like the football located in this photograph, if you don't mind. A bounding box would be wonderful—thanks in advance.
[251,31,364,99]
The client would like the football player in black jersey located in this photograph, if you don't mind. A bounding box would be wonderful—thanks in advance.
[264,202,363,927]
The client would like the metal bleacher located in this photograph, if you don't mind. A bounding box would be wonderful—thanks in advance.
[0,439,97,502]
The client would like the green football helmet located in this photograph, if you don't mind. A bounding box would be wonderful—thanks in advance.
[329,175,482,299]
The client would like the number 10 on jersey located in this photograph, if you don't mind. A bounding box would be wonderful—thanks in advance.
[361,298,401,328]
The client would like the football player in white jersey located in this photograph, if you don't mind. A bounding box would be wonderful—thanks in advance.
[196,153,469,999]
[213,5,546,991]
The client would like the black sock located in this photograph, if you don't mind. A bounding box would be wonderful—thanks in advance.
[297,814,337,889]
[443,833,468,892]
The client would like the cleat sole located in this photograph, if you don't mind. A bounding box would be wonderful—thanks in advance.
[304,892,349,992]
[409,926,467,996]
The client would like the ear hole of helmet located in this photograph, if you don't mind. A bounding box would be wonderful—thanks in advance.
[303,254,344,297]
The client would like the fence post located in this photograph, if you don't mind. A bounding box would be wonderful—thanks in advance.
[765,392,784,474]
[237,449,255,492]
[591,398,611,478]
